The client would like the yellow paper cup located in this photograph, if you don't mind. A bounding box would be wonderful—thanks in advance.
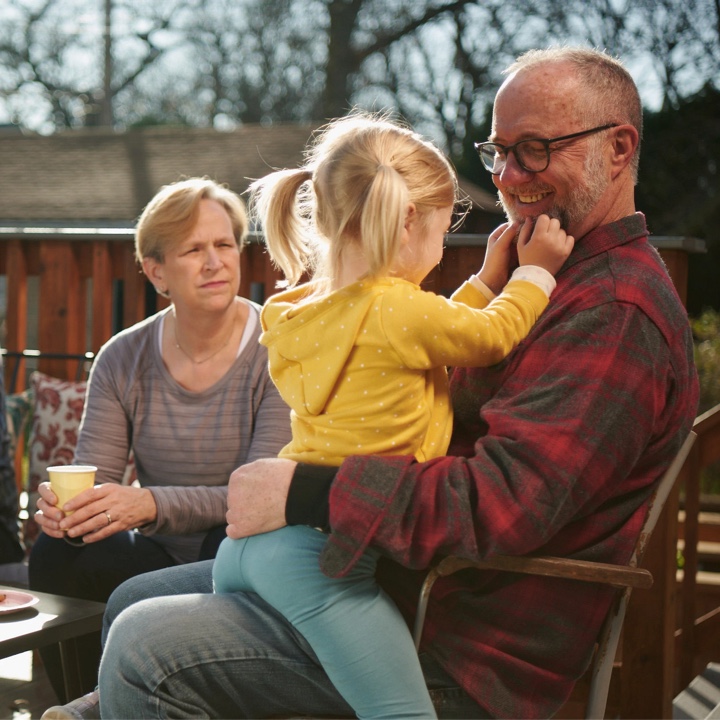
[47,465,97,514]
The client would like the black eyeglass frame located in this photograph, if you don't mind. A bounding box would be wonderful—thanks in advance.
[474,123,619,175]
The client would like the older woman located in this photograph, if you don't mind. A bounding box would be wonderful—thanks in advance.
[29,177,291,701]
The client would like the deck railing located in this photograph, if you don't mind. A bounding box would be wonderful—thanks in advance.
[676,403,720,691]
[0,228,701,380]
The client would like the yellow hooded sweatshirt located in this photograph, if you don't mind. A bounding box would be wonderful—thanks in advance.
[260,276,547,465]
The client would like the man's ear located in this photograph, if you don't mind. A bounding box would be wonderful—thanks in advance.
[609,125,639,179]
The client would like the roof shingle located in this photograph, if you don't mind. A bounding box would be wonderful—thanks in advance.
[0,124,499,223]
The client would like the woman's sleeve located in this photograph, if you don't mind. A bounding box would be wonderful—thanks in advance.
[244,364,292,463]
[143,485,228,535]
[74,345,132,485]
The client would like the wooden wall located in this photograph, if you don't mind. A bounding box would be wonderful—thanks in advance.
[0,230,696,387]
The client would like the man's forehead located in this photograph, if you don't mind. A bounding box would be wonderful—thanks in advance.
[491,68,581,138]
[499,64,578,104]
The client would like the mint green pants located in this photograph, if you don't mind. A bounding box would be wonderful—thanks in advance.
[212,525,436,719]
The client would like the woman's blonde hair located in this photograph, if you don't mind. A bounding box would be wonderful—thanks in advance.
[249,112,462,288]
[135,177,248,264]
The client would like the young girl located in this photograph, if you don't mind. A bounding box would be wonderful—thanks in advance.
[213,113,573,718]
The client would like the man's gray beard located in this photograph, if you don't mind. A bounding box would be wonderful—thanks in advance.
[499,147,607,231]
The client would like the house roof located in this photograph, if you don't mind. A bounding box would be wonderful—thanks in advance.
[0,124,500,224]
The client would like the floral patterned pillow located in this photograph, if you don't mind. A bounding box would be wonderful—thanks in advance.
[25,372,87,548]
[22,371,137,548]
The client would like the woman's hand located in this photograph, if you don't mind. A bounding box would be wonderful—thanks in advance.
[34,481,158,544]
[226,458,297,539]
[34,482,68,539]
[476,221,519,295]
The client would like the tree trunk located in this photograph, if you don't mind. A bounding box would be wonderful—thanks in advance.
[321,0,363,119]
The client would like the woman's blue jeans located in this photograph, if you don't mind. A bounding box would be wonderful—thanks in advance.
[212,526,435,719]
[99,560,491,719]
[28,525,226,702]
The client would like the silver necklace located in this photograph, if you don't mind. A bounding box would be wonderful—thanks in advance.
[173,308,237,365]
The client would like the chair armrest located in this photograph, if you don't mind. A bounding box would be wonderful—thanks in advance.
[434,554,653,589]
[413,553,653,650]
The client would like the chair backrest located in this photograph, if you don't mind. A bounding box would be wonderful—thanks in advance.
[412,430,697,720]
[585,430,697,719]
[631,430,697,569]
[1,349,94,393]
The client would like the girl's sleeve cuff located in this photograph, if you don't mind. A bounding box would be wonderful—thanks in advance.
[468,275,497,301]
[509,265,557,297]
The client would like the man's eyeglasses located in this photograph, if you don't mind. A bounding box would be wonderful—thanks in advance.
[474,123,618,175]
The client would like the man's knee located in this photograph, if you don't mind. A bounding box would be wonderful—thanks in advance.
[103,575,155,642]
[103,597,166,671]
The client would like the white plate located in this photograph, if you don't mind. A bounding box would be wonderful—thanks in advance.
[0,589,40,615]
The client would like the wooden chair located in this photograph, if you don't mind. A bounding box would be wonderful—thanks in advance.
[412,430,698,720]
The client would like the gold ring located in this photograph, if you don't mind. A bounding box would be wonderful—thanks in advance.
[104,512,112,526]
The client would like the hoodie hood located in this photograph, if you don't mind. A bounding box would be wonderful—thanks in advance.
[260,280,383,416]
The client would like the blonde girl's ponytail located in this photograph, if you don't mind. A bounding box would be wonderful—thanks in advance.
[248,168,316,287]
[359,163,408,278]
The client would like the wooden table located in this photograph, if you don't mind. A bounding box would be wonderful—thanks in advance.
[0,588,106,701]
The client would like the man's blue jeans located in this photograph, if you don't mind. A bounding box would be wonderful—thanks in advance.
[99,560,492,719]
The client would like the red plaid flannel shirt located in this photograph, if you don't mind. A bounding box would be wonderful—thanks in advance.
[320,214,699,718]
